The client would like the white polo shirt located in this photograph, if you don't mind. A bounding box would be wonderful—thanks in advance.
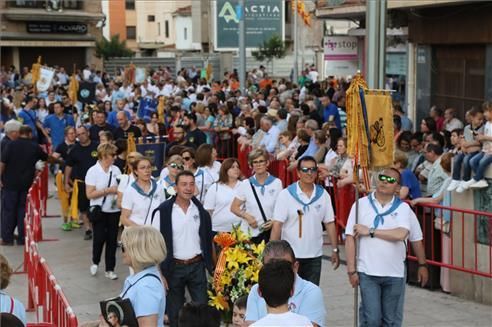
[345,193,412,278]
[117,174,135,194]
[409,213,423,242]
[195,168,215,203]
[121,183,165,230]
[85,162,121,213]
[273,183,334,259]
[172,201,202,260]
[204,182,242,232]
[234,176,283,237]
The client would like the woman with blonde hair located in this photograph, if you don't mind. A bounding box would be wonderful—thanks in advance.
[118,226,167,326]
[0,254,26,325]
[85,143,122,280]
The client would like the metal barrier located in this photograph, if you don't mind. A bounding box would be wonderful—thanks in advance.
[408,201,492,279]
[23,165,79,326]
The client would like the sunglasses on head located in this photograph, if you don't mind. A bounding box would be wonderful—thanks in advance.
[378,174,398,184]
[169,163,184,170]
[299,167,318,174]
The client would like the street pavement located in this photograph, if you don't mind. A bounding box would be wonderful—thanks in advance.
[2,186,491,326]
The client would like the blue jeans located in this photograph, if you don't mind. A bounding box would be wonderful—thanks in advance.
[359,273,405,327]
[297,256,322,286]
[470,152,492,181]
[452,152,478,181]
[167,260,208,327]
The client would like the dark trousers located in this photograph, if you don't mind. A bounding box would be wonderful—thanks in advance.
[92,211,119,271]
[167,260,208,327]
[1,189,27,244]
[297,256,322,285]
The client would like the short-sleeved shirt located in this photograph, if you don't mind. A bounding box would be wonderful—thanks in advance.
[400,168,421,200]
[65,141,99,180]
[121,182,164,229]
[0,292,27,325]
[17,109,38,138]
[251,311,312,326]
[273,182,334,259]
[234,176,283,237]
[89,123,115,142]
[1,138,48,191]
[171,201,201,260]
[43,114,75,148]
[113,124,142,140]
[246,275,325,327]
[323,103,341,130]
[345,193,412,277]
[194,168,215,203]
[204,182,242,232]
[85,162,121,212]
[120,265,165,326]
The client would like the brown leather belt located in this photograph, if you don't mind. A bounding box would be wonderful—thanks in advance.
[174,255,202,265]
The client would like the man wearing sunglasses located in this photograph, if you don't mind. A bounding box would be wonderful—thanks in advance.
[345,168,416,326]
[271,156,339,286]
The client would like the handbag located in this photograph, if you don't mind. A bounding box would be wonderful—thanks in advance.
[100,273,161,327]
[88,171,113,223]
[249,182,271,244]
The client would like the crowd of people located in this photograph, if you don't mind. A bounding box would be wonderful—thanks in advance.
[0,61,491,327]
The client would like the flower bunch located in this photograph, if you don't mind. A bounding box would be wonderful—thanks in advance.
[208,225,265,316]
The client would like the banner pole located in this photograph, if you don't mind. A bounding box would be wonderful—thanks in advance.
[353,170,360,327]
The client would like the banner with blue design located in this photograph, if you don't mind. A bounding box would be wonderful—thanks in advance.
[136,141,166,177]
[137,97,158,123]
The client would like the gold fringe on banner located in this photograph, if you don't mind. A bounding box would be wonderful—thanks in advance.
[56,171,70,219]
[127,133,137,154]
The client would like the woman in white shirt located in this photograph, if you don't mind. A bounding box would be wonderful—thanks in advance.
[181,147,214,203]
[116,151,142,208]
[120,157,165,230]
[85,143,121,280]
[195,143,221,182]
[204,158,242,234]
[159,154,184,199]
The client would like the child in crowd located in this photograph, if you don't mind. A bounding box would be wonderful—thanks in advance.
[462,102,492,189]
[232,296,248,327]
[447,107,485,192]
[251,260,312,327]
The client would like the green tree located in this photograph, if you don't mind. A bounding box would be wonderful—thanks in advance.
[95,34,133,61]
[252,35,287,74]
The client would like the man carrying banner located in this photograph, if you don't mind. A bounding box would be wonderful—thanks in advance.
[17,96,49,143]
[345,168,414,327]
[271,156,339,286]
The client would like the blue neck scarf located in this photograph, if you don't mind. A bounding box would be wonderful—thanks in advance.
[194,168,204,179]
[131,179,157,198]
[287,182,324,212]
[368,192,402,229]
[249,174,276,195]
[164,175,175,187]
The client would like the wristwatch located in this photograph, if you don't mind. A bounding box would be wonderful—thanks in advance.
[369,227,375,238]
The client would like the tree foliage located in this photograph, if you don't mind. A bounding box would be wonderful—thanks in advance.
[252,35,287,65]
[95,34,133,60]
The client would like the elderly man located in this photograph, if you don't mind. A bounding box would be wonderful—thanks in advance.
[346,168,416,326]
[1,119,22,153]
[444,108,464,132]
[271,156,339,285]
[113,111,142,140]
[258,116,281,154]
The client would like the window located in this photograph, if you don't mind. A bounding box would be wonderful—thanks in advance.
[125,0,135,10]
[165,20,169,38]
[148,15,155,22]
[184,27,187,40]
[126,26,136,40]
[158,22,161,36]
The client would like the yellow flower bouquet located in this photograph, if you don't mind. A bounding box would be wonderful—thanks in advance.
[208,225,265,321]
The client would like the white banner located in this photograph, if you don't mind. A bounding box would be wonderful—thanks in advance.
[36,66,55,92]
[135,67,147,84]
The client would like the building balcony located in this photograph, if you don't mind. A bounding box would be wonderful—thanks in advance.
[1,6,103,23]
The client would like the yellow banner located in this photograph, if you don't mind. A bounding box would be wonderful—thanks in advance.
[364,92,394,168]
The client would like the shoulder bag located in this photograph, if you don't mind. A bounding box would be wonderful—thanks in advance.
[88,171,113,223]
[249,182,271,244]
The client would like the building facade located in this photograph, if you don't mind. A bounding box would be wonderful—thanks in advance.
[0,0,104,70]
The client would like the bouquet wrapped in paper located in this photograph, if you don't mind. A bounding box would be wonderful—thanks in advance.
[208,225,265,322]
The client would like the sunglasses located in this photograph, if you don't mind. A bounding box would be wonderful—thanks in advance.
[299,167,318,174]
[252,159,267,165]
[378,174,398,184]
[169,163,184,170]
[182,156,192,161]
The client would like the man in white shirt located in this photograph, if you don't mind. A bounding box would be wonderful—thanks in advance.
[252,260,313,327]
[258,116,281,154]
[245,240,326,327]
[346,168,413,326]
[271,156,339,285]
[444,107,464,132]
[156,171,214,327]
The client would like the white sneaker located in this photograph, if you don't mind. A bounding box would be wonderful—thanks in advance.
[90,264,98,276]
[447,179,461,191]
[470,179,488,189]
[105,271,118,280]
[460,179,476,191]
